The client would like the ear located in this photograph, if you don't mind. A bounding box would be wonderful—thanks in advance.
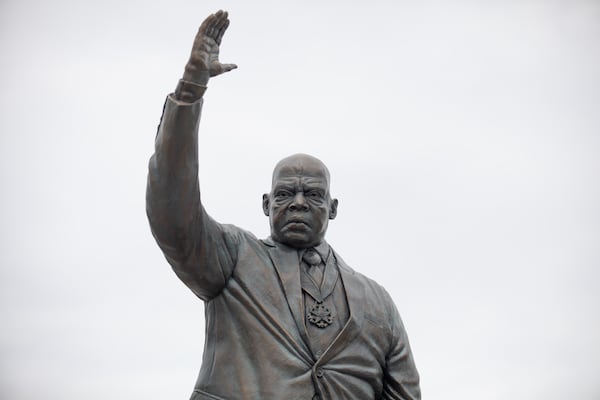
[262,193,270,216]
[329,198,338,220]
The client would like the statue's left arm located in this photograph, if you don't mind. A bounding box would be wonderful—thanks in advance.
[382,302,421,400]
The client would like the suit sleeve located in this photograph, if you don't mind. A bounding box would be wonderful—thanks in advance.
[381,300,421,400]
[146,94,239,301]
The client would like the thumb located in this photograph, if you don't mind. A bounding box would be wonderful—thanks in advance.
[221,63,238,73]
[209,62,238,77]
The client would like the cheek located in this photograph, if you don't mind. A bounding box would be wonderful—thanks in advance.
[270,205,287,223]
[315,205,330,218]
[271,199,287,209]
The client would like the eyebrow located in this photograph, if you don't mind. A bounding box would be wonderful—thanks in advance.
[273,182,328,192]
[273,185,294,192]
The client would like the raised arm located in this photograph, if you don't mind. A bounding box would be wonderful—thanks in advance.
[146,11,239,301]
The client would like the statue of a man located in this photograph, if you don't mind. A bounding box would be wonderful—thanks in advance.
[147,10,420,400]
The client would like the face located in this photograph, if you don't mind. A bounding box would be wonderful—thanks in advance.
[263,155,338,249]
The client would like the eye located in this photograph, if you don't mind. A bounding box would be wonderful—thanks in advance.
[275,190,292,198]
[307,191,322,198]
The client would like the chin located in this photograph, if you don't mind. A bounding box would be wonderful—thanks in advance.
[283,237,311,248]
[275,233,312,249]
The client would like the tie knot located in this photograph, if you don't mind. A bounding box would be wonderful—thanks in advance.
[302,249,322,267]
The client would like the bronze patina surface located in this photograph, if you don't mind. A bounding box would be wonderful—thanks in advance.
[146,10,420,400]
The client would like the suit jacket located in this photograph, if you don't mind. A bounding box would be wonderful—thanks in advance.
[147,95,420,400]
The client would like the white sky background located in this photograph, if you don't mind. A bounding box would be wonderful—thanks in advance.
[1,0,599,398]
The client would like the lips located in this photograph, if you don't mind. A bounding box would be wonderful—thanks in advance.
[285,218,310,229]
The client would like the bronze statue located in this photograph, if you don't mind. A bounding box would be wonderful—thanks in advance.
[147,10,420,400]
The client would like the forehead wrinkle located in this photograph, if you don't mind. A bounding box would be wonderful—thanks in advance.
[273,176,328,190]
[272,164,330,187]
[272,169,330,190]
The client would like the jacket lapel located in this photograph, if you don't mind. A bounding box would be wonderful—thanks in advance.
[318,250,365,365]
[261,239,365,365]
[262,237,312,354]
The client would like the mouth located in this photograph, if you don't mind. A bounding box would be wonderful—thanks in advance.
[285,219,310,229]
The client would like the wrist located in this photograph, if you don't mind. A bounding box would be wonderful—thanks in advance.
[183,64,210,86]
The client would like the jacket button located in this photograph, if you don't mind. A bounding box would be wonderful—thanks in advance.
[316,368,324,378]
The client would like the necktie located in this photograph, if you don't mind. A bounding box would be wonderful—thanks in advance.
[302,248,333,329]
[302,248,324,285]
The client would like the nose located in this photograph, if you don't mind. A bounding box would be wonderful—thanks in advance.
[288,192,309,212]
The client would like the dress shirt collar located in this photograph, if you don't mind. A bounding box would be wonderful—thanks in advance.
[307,241,331,264]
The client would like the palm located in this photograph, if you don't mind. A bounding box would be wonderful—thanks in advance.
[200,38,228,78]
[186,10,237,82]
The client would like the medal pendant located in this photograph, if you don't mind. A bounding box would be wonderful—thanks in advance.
[307,301,333,328]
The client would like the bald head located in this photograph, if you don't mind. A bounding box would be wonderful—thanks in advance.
[271,153,331,189]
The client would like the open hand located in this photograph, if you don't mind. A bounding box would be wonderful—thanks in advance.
[183,10,237,85]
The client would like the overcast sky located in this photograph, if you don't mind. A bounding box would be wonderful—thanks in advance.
[1,0,599,399]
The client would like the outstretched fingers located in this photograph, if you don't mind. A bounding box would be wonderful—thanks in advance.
[215,19,229,45]
[213,11,229,44]
[198,12,216,36]
[204,10,226,40]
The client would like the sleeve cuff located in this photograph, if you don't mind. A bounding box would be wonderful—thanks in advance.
[174,79,207,103]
